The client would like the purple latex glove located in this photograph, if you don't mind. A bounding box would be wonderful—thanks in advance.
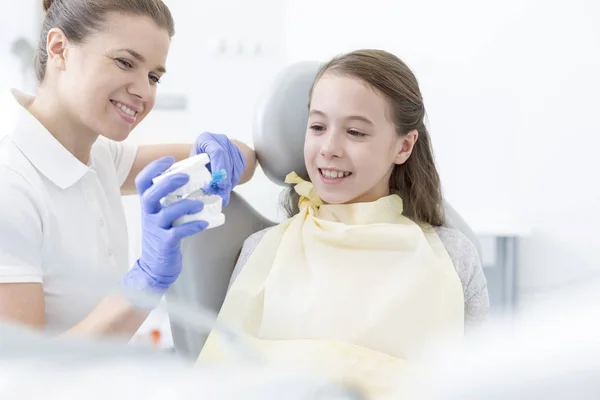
[122,157,209,305]
[191,132,246,205]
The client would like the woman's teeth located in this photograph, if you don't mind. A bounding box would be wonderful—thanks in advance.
[111,100,137,116]
[320,169,351,179]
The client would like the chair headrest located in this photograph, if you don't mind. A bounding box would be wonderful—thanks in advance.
[252,61,323,186]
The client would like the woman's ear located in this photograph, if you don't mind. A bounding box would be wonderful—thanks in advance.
[46,28,69,72]
[393,129,418,165]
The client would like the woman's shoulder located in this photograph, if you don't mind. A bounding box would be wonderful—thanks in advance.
[0,135,32,173]
[0,157,44,206]
[1,133,51,200]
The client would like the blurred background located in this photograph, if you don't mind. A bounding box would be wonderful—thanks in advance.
[1,0,599,346]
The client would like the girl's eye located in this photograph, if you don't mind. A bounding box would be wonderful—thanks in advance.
[310,124,325,132]
[348,129,366,137]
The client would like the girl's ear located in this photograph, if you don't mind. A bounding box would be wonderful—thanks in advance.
[393,129,418,165]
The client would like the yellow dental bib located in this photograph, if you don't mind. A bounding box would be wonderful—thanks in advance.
[197,173,464,399]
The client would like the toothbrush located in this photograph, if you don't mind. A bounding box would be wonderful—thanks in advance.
[203,169,228,195]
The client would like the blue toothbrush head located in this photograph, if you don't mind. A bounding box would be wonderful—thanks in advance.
[209,169,228,192]
[211,169,227,182]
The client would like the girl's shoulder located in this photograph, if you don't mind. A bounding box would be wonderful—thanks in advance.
[434,226,480,267]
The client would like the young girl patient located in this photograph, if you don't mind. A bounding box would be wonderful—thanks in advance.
[197,49,489,398]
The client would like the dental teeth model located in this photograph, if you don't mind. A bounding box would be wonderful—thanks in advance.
[152,153,226,229]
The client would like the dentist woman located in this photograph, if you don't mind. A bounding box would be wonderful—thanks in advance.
[0,0,257,338]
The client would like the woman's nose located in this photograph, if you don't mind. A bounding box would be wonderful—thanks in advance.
[127,74,153,102]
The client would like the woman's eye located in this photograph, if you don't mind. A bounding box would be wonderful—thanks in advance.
[348,129,366,137]
[116,58,133,69]
[310,124,325,132]
[149,75,161,84]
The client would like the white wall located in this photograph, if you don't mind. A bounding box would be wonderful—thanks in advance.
[0,0,40,136]
[285,0,600,305]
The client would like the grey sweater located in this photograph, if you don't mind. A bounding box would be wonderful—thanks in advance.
[230,226,490,330]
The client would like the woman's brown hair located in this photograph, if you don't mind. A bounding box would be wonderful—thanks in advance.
[36,0,175,83]
[283,49,445,227]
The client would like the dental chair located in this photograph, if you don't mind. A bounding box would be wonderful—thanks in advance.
[166,61,482,361]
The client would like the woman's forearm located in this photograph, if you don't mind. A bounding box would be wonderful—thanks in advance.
[231,139,257,184]
[61,294,149,339]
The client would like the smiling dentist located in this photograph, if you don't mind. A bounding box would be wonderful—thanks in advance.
[0,0,256,338]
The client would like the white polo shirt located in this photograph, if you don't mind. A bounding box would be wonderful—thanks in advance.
[0,96,138,333]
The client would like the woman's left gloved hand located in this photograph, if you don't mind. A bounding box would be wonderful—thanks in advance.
[191,132,246,206]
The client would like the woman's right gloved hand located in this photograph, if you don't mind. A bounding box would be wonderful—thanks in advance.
[122,157,209,307]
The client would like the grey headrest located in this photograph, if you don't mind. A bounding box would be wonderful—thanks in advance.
[252,61,323,185]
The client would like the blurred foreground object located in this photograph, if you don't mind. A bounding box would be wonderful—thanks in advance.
[0,322,361,400]
[402,279,600,400]
[2,278,599,399]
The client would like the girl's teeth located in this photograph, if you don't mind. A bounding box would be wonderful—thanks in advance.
[321,169,350,179]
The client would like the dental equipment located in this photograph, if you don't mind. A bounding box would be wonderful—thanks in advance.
[152,153,227,229]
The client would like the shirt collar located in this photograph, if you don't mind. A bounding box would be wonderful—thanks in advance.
[9,90,90,189]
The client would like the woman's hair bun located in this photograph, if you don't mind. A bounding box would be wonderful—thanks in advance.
[43,0,55,13]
